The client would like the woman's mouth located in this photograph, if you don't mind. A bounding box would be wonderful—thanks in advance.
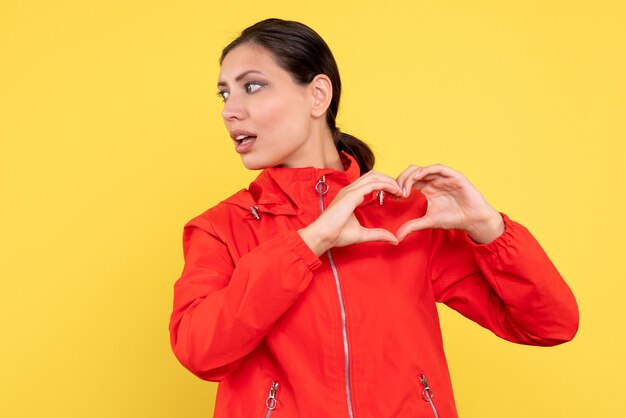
[234,134,257,153]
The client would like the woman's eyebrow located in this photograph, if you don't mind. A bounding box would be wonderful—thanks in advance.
[217,70,265,88]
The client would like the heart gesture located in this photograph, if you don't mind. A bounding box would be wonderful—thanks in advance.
[298,164,504,256]
[395,164,504,243]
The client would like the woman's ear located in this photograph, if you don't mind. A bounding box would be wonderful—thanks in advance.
[310,74,333,118]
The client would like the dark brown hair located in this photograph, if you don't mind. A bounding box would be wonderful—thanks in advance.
[220,18,375,174]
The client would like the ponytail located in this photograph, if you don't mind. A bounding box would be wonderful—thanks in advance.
[333,129,375,175]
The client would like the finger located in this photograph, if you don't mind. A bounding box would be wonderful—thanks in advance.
[347,170,402,192]
[344,178,403,201]
[408,175,447,191]
[329,179,404,214]
[365,171,406,196]
[358,227,399,245]
[396,165,421,195]
[407,180,429,192]
[411,164,461,182]
[360,169,398,183]
[403,169,461,195]
[395,217,435,242]
[399,166,432,196]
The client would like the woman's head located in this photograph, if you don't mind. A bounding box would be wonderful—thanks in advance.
[218,18,374,173]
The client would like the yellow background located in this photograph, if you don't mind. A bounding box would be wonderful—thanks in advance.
[1,0,624,416]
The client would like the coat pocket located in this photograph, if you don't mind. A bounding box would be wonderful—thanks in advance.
[420,374,439,418]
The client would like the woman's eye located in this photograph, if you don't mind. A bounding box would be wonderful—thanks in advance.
[245,82,264,94]
[217,90,230,101]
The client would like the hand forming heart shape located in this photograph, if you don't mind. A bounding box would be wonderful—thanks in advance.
[298,164,504,257]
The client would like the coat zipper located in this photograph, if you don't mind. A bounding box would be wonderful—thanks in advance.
[264,381,279,417]
[420,374,439,418]
[316,176,355,418]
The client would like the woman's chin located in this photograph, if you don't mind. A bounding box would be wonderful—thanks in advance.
[240,155,270,171]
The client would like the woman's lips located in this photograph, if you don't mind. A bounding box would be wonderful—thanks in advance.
[234,135,256,153]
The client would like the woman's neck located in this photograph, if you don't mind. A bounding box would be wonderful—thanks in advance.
[279,128,343,170]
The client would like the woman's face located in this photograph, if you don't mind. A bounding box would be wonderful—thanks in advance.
[218,43,316,170]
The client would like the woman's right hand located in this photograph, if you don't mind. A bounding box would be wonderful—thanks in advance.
[298,170,404,256]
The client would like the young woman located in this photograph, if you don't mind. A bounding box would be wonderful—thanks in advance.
[169,18,578,418]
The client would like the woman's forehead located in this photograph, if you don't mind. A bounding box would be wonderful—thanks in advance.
[218,44,279,82]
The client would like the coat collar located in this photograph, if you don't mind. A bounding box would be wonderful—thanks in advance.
[225,153,367,216]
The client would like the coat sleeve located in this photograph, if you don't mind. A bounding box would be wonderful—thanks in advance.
[429,213,579,346]
[169,215,322,381]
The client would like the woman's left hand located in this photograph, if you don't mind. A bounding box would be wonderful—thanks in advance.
[395,164,505,244]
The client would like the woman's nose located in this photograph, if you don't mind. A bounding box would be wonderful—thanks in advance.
[222,95,245,121]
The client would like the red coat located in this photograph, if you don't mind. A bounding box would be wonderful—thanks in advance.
[169,154,578,417]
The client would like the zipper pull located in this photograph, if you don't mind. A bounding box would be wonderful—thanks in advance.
[420,374,434,402]
[265,381,279,411]
[315,176,329,195]
[377,190,385,205]
[249,206,260,220]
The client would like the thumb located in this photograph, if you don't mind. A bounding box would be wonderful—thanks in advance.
[359,227,399,245]
[396,217,434,242]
